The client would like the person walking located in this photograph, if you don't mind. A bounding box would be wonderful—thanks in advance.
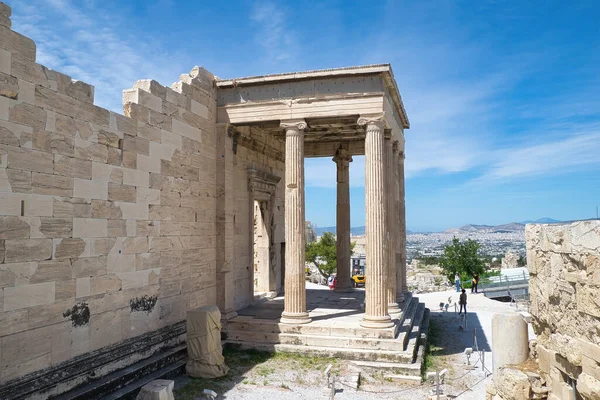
[472,273,479,294]
[459,289,467,315]
[455,272,461,292]
[327,274,335,290]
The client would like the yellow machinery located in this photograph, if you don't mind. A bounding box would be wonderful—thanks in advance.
[352,266,365,287]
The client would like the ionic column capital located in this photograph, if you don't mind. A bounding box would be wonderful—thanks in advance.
[357,113,386,130]
[280,119,307,135]
[333,147,353,165]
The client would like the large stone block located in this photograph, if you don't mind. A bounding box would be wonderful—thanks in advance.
[91,199,123,219]
[576,283,600,318]
[32,130,74,156]
[136,379,174,400]
[0,70,18,98]
[54,238,86,259]
[35,86,109,127]
[72,256,107,278]
[3,281,55,311]
[54,155,92,179]
[0,215,30,239]
[6,167,31,192]
[122,237,149,254]
[90,310,122,350]
[0,326,52,382]
[32,172,73,197]
[7,146,54,173]
[40,217,73,238]
[9,101,46,131]
[73,218,107,238]
[108,182,136,203]
[5,238,51,262]
[30,259,72,283]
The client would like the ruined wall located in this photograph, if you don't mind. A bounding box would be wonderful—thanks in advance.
[526,220,600,399]
[0,2,283,390]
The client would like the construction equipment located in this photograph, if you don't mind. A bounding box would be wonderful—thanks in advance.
[351,266,365,288]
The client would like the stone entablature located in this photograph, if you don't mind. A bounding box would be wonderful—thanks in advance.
[524,220,600,400]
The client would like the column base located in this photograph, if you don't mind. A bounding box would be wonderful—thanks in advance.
[360,314,394,329]
[280,311,312,325]
[334,285,354,293]
[388,302,402,316]
[396,293,405,303]
[220,310,238,321]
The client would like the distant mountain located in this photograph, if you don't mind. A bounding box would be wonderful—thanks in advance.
[443,218,562,234]
[520,217,561,224]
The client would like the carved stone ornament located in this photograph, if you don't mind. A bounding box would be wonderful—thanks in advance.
[248,168,281,201]
[357,113,386,129]
[280,119,307,134]
[333,147,353,165]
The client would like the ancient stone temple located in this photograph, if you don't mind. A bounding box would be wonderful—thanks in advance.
[0,2,423,398]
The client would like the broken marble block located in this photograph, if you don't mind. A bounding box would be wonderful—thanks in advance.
[136,380,174,400]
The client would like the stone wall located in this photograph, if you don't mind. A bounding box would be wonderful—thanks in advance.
[0,1,284,391]
[526,220,600,399]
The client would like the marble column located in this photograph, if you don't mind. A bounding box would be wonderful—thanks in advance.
[394,143,405,303]
[358,114,393,329]
[333,147,353,293]
[386,139,400,314]
[280,119,311,325]
[398,149,409,295]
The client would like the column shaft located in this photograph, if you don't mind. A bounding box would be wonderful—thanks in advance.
[280,120,311,324]
[359,115,393,329]
[334,148,353,292]
[386,140,399,313]
[395,146,405,303]
[399,151,409,294]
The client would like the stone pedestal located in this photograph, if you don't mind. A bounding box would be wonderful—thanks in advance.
[491,313,529,374]
[136,380,174,400]
[359,115,393,329]
[280,119,311,325]
[334,148,353,293]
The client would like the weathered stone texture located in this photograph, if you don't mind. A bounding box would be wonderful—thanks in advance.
[0,7,276,393]
[526,220,600,399]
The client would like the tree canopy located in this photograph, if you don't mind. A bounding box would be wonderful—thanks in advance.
[439,237,485,282]
[305,232,355,278]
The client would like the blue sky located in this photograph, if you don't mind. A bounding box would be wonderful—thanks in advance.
[12,0,600,232]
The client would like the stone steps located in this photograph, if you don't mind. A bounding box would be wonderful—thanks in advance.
[225,341,415,363]
[53,345,186,400]
[225,331,408,352]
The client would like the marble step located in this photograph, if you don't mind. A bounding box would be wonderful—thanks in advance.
[224,341,415,363]
[55,345,186,400]
[397,296,420,350]
[225,330,408,352]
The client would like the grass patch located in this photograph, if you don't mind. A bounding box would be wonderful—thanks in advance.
[175,348,344,399]
[422,316,449,378]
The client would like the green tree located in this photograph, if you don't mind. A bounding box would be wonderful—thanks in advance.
[305,232,356,278]
[439,237,485,284]
[517,254,527,267]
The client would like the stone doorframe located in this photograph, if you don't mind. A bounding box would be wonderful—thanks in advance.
[248,168,281,299]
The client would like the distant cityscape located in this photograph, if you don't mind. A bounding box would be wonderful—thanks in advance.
[314,218,565,260]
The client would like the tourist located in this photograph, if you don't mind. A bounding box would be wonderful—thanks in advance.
[472,273,479,294]
[459,289,467,315]
[328,274,335,290]
[455,272,461,292]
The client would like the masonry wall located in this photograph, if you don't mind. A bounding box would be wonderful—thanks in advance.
[526,220,600,399]
[0,2,283,388]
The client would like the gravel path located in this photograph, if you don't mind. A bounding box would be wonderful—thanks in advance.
[175,288,535,399]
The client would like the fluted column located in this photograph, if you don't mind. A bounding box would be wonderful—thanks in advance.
[386,139,400,314]
[280,119,311,325]
[394,143,405,303]
[399,149,409,295]
[359,114,393,329]
[333,148,353,293]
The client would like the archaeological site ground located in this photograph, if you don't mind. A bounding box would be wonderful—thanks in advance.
[0,1,599,399]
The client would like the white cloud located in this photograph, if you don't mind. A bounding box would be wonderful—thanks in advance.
[11,0,188,113]
[250,1,297,63]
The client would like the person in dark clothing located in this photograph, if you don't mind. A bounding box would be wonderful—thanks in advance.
[459,289,467,315]
[472,273,479,293]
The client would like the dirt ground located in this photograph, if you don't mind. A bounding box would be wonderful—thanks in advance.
[174,289,533,399]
